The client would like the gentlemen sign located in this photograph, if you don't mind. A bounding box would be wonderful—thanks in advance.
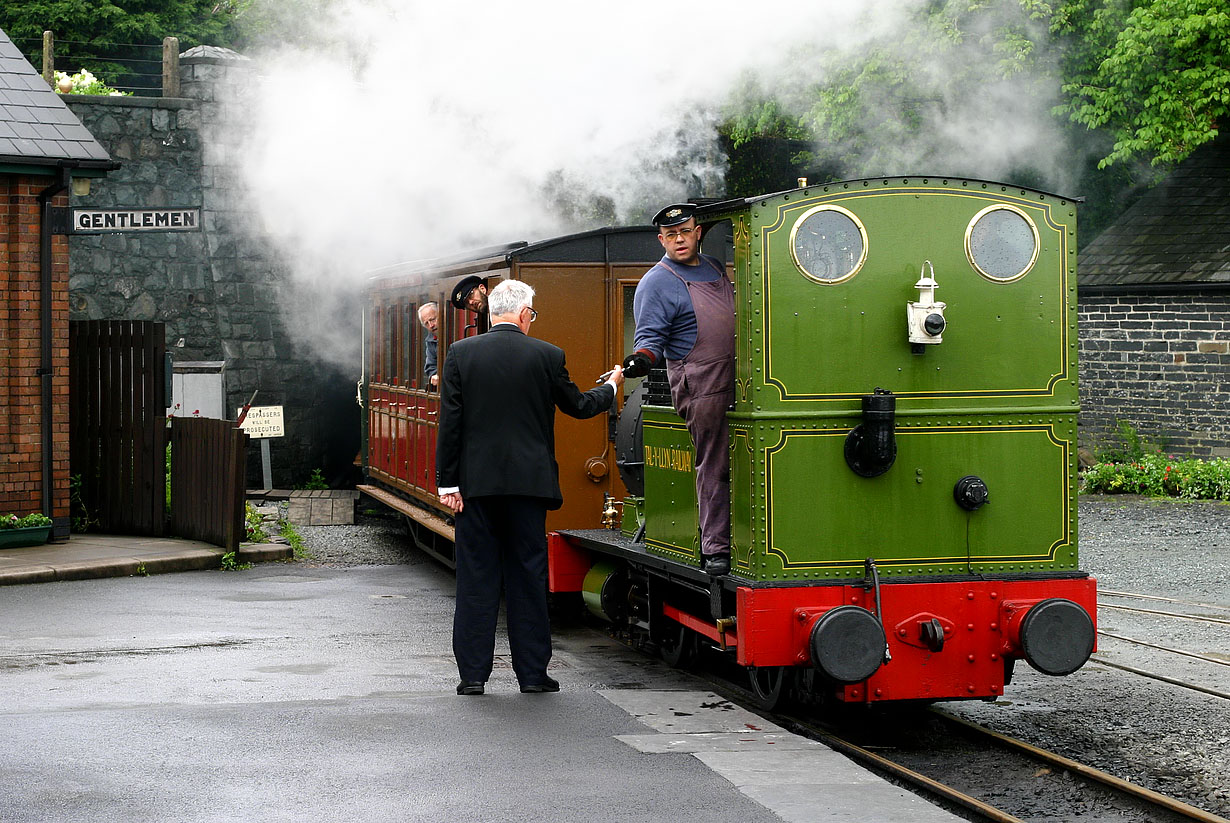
[72,208,201,233]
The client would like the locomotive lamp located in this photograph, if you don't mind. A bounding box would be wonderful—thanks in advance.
[907,261,946,353]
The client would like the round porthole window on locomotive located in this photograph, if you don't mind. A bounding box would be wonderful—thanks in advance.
[965,204,1039,282]
[789,205,867,284]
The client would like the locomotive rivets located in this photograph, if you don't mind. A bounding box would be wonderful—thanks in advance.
[967,684,976,693]
[967,623,974,631]
[967,591,975,600]
[968,655,975,663]
[990,622,999,630]
[899,628,907,636]
[990,653,999,661]
[875,688,883,697]
[990,591,998,599]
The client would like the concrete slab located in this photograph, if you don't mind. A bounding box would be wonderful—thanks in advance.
[602,690,967,823]
[740,782,964,823]
[617,731,826,753]
[600,689,788,733]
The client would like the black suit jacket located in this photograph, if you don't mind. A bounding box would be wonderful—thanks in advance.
[435,324,614,510]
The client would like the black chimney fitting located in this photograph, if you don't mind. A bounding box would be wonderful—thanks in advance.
[844,388,897,478]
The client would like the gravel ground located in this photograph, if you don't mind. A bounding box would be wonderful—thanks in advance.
[282,494,1230,816]
[292,509,427,568]
[943,495,1230,818]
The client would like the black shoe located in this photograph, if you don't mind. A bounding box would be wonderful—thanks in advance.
[519,677,560,694]
[703,553,731,576]
[456,680,485,695]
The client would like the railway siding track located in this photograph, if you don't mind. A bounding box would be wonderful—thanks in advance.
[1094,589,1230,700]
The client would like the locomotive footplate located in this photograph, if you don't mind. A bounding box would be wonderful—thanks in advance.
[556,529,737,595]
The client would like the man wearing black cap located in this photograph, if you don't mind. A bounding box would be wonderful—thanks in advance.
[451,275,489,313]
[624,203,735,576]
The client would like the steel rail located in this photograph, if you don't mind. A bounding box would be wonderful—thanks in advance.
[683,665,1021,823]
[1100,590,1230,613]
[1098,602,1230,626]
[781,714,1024,823]
[1090,656,1230,700]
[932,710,1230,822]
[1097,629,1230,667]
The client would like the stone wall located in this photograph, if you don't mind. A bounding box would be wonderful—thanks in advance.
[1078,291,1230,459]
[64,52,359,489]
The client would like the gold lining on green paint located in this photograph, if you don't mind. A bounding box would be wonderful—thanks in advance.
[964,203,1040,283]
[788,204,868,285]
[763,424,1073,570]
[762,191,1070,402]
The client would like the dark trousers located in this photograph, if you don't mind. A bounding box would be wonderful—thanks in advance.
[452,495,551,686]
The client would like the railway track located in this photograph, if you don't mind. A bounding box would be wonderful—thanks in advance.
[1094,590,1230,699]
[774,706,1230,823]
[664,625,1230,823]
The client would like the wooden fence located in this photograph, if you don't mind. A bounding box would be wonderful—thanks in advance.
[70,320,167,535]
[169,417,248,551]
[71,320,249,550]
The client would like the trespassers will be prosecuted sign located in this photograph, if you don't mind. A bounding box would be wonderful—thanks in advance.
[237,406,285,439]
[72,208,201,233]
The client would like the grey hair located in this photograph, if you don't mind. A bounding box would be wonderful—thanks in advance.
[417,301,437,321]
[487,279,535,317]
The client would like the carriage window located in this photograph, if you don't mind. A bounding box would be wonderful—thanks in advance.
[790,205,867,284]
[966,204,1039,282]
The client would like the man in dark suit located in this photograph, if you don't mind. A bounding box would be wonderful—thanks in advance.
[436,279,623,695]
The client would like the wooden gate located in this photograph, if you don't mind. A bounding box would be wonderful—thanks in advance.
[169,417,247,550]
[69,320,167,535]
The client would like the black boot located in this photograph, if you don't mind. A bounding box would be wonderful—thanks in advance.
[703,552,730,576]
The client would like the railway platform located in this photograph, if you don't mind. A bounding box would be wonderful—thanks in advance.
[0,532,290,586]
[0,535,965,823]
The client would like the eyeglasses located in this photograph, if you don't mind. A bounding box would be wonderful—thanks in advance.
[523,307,537,322]
[662,226,697,241]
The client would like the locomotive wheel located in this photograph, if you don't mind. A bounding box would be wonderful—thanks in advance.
[749,666,788,710]
[659,624,695,668]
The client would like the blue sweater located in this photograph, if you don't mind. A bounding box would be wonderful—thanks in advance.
[632,254,726,362]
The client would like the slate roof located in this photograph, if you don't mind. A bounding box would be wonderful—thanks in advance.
[0,27,115,169]
[1079,134,1230,289]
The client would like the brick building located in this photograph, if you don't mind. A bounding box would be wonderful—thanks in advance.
[1078,135,1230,459]
[0,29,116,538]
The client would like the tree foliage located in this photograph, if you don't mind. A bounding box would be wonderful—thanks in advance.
[0,1,242,92]
[1052,0,1230,167]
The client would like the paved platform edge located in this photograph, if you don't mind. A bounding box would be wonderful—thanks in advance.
[0,543,293,586]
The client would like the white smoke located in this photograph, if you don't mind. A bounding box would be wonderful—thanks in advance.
[227,0,1076,365]
[234,0,916,274]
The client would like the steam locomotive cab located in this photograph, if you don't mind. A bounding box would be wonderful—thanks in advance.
[567,178,1097,705]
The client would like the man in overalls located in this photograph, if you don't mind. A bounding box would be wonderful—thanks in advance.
[623,203,735,576]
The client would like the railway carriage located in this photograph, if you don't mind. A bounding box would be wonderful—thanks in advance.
[359,177,1098,708]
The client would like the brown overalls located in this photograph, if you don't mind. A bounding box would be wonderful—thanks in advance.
[663,259,735,557]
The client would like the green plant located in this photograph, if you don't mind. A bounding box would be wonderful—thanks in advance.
[166,442,172,517]
[244,502,268,543]
[298,469,329,491]
[279,518,312,560]
[1081,454,1230,501]
[1094,420,1163,464]
[220,551,251,571]
[54,69,128,96]
[69,474,98,533]
[1,512,53,529]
